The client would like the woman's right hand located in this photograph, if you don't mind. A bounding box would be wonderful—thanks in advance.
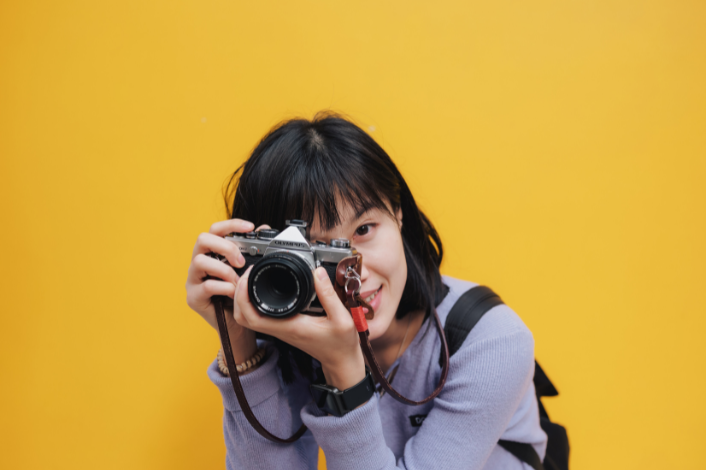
[185,218,259,364]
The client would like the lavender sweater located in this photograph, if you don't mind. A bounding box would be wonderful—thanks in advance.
[207,276,548,469]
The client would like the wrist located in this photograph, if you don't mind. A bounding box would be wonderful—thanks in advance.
[217,346,267,377]
[310,366,375,417]
[222,324,257,365]
[320,352,366,391]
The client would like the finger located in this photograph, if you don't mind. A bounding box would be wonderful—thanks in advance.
[209,219,255,237]
[192,232,245,268]
[188,253,239,284]
[233,265,258,329]
[313,267,352,326]
[200,279,237,299]
[254,224,271,231]
[186,281,235,330]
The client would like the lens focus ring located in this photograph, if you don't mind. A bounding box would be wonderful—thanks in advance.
[247,253,314,318]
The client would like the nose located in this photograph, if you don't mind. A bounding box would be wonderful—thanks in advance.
[359,259,370,283]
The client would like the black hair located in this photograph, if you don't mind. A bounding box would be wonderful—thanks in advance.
[223,112,445,382]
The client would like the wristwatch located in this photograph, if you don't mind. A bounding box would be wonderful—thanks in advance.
[310,366,375,417]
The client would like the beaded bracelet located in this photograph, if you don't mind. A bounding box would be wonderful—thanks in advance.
[217,347,266,376]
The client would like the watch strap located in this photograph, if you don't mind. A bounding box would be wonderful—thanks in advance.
[310,366,375,417]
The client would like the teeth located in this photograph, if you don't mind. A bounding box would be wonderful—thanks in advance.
[365,288,380,303]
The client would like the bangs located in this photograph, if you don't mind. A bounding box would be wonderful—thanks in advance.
[231,116,401,233]
[281,148,395,232]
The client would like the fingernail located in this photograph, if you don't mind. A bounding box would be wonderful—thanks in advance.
[316,267,328,281]
[238,253,245,265]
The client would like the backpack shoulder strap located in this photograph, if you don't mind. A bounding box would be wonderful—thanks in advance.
[441,284,548,470]
[498,441,544,470]
[442,285,504,360]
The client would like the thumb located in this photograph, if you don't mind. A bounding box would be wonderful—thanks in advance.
[314,267,350,324]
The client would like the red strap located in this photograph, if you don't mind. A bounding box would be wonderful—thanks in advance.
[350,306,368,332]
[346,286,450,406]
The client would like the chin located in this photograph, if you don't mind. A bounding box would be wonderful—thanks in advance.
[363,284,400,340]
[365,312,394,341]
[366,321,383,341]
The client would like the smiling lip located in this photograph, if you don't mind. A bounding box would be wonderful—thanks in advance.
[359,285,382,299]
[367,286,383,313]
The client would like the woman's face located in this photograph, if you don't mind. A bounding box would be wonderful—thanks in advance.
[308,201,407,341]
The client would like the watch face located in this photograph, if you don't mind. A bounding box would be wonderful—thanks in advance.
[310,383,344,417]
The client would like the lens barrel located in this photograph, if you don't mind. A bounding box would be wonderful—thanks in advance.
[248,253,314,318]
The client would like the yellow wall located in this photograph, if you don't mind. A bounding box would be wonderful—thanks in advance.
[2,1,705,469]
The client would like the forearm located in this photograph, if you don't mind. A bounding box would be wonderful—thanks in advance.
[217,313,258,370]
[222,393,317,470]
[301,396,397,470]
[208,349,318,469]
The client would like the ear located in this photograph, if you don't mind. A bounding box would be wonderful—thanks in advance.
[395,207,403,229]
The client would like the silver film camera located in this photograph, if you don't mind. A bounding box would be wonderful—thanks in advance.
[218,219,356,318]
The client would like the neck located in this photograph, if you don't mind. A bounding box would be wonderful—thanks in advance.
[370,309,425,374]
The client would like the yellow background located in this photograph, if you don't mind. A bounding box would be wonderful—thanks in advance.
[2,1,705,469]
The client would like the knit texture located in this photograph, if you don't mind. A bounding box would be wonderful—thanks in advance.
[207,276,548,469]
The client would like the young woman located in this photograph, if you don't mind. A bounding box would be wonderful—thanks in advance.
[185,113,547,469]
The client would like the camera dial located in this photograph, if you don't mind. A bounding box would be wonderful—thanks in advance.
[257,229,280,240]
[330,238,350,248]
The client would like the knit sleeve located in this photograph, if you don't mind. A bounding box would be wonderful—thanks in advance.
[207,347,319,470]
[300,308,537,470]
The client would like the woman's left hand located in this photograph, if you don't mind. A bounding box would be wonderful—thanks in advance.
[233,266,367,391]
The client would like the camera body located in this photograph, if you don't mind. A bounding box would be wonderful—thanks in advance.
[222,219,355,318]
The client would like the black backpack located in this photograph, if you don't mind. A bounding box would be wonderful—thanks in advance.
[442,285,570,470]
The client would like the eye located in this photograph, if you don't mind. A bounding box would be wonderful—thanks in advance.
[355,224,375,237]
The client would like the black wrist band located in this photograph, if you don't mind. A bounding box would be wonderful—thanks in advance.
[310,366,375,417]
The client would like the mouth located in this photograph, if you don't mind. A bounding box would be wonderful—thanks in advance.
[361,285,382,303]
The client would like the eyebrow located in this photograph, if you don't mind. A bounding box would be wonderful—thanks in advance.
[309,207,378,240]
[354,206,374,221]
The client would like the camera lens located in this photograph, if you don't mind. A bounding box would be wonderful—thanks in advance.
[248,253,314,318]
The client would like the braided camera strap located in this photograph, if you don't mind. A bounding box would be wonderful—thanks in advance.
[346,290,450,406]
[339,254,450,406]
[214,296,308,444]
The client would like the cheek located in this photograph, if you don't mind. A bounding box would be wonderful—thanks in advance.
[367,233,407,290]
[388,240,407,293]
[365,233,407,338]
